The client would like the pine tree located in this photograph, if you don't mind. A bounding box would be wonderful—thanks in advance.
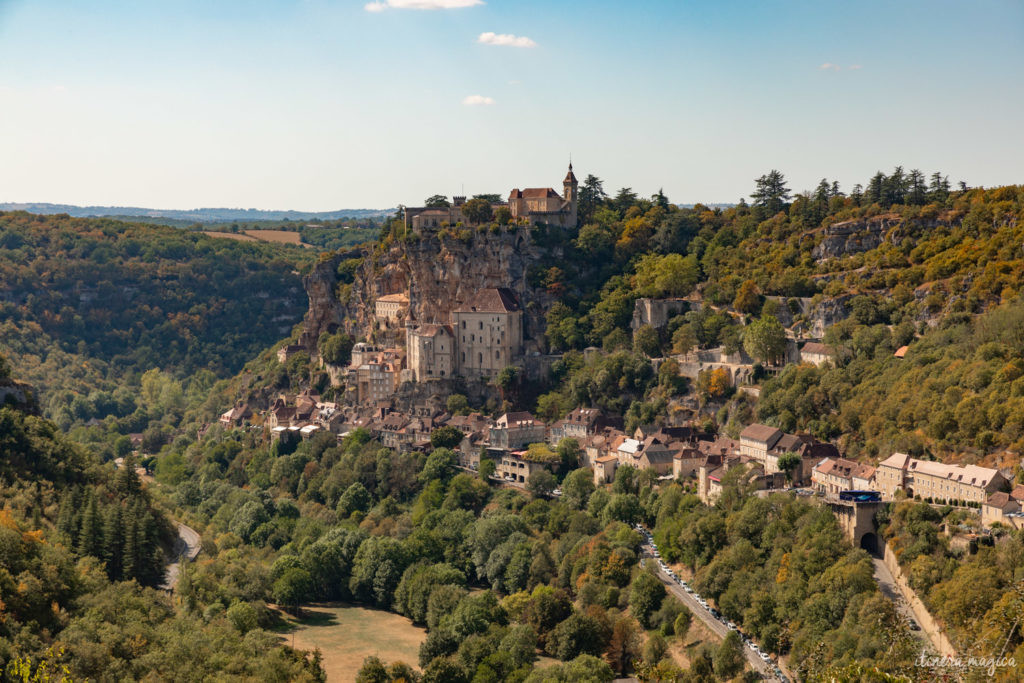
[56,491,77,545]
[907,169,927,205]
[751,170,791,215]
[929,172,950,202]
[115,453,141,497]
[123,514,141,580]
[865,172,885,205]
[77,493,103,559]
[102,504,124,580]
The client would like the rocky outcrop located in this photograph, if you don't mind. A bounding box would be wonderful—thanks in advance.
[0,379,37,414]
[301,227,561,354]
[812,213,904,261]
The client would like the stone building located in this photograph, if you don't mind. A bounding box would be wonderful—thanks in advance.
[874,452,1007,503]
[811,457,877,496]
[489,411,546,450]
[507,164,578,229]
[452,288,523,379]
[406,324,455,381]
[375,293,409,322]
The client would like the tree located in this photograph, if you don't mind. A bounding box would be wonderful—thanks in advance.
[446,394,470,415]
[478,457,496,480]
[713,631,744,680]
[527,469,557,498]
[547,613,606,660]
[629,572,666,628]
[318,332,354,366]
[430,426,464,450]
[494,206,512,225]
[0,352,10,380]
[743,315,787,366]
[633,325,660,358]
[274,567,313,614]
[578,174,608,225]
[751,170,790,215]
[733,280,761,315]
[421,448,457,484]
[606,616,642,676]
[562,468,595,509]
[425,194,450,208]
[777,451,802,483]
[496,366,519,398]
[462,198,493,224]
[556,438,581,471]
[673,608,692,642]
[337,482,372,518]
[671,325,698,356]
[472,193,502,203]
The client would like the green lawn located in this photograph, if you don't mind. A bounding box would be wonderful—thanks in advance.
[274,603,426,682]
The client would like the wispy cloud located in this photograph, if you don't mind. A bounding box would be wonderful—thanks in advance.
[478,32,536,48]
[365,0,483,10]
[849,64,863,70]
[819,62,841,71]
[462,95,494,106]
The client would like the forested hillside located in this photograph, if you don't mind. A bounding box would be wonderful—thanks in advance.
[0,211,311,429]
[0,360,324,680]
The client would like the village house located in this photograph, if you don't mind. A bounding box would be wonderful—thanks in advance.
[354,348,404,404]
[593,454,619,485]
[219,403,252,427]
[496,449,558,484]
[799,342,835,366]
[489,412,546,450]
[548,407,620,444]
[874,452,1008,503]
[981,485,1024,529]
[811,457,877,495]
[406,324,455,381]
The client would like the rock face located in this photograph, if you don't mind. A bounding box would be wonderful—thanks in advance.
[300,227,561,354]
[812,213,904,261]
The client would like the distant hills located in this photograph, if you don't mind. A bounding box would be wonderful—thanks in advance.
[0,202,394,222]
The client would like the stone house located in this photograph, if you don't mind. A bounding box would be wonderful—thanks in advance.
[811,457,877,495]
[489,411,546,450]
[875,452,1007,503]
[799,342,835,366]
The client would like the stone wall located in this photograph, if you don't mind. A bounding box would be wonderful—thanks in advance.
[881,540,958,658]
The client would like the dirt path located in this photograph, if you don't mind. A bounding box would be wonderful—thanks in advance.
[162,521,202,590]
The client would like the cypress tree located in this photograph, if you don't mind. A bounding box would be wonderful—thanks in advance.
[123,515,140,581]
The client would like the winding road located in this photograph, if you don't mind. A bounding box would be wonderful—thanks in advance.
[162,521,202,591]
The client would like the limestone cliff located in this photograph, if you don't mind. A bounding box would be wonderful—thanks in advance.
[300,226,561,354]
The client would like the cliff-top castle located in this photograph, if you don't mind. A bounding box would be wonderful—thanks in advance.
[403,163,578,231]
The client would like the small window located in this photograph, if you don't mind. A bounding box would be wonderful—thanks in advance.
[478,352,483,363]
[496,351,500,359]
[479,321,483,330]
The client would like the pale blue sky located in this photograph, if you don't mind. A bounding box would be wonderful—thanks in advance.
[0,0,1021,210]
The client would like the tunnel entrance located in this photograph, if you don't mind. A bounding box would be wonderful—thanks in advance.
[860,532,880,557]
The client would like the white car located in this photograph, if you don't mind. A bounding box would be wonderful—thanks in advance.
[760,652,771,662]
[727,622,737,630]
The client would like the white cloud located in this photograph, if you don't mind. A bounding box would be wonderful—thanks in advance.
[819,62,841,71]
[477,32,536,48]
[462,95,494,106]
[849,64,863,70]
[365,0,483,10]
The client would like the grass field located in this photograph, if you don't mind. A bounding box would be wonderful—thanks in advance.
[244,229,312,247]
[274,603,425,682]
[204,231,259,242]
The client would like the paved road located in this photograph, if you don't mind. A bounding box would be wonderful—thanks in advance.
[162,522,202,591]
[870,556,939,654]
[640,541,783,681]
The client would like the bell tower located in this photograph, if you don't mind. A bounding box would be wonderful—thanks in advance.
[563,161,579,227]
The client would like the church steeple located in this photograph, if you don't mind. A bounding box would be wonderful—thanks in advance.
[563,161,579,228]
[563,161,578,202]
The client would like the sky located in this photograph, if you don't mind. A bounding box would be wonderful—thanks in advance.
[0,0,1021,210]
